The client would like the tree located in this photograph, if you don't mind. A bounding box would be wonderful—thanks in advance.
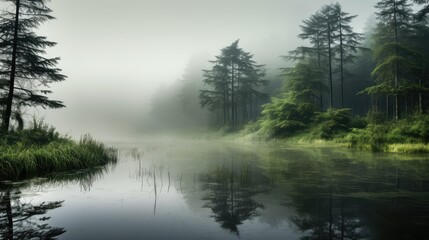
[200,40,267,127]
[321,4,336,109]
[259,62,324,137]
[0,0,66,132]
[289,3,363,109]
[365,0,415,120]
[331,3,364,108]
[288,12,327,109]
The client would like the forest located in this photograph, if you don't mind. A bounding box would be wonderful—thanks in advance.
[150,0,429,153]
[1,1,429,239]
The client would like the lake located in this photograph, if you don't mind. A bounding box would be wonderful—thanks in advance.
[1,139,429,240]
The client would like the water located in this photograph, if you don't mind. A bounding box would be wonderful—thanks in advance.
[1,140,429,240]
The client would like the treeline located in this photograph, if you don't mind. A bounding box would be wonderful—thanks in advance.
[197,0,429,140]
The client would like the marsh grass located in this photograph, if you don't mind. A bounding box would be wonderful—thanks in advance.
[387,144,429,154]
[0,123,117,180]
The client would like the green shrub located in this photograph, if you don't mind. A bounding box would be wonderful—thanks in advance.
[1,118,65,146]
[365,108,387,124]
[313,108,352,139]
[259,97,315,137]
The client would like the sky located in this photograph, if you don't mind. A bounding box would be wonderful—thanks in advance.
[20,0,379,139]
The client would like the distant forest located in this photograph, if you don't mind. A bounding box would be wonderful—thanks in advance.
[149,0,429,138]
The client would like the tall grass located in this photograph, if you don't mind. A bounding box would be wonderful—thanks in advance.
[0,125,117,180]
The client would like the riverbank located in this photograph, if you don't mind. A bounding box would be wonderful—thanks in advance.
[197,116,429,154]
[0,122,117,180]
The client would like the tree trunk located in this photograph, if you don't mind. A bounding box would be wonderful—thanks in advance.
[419,76,423,114]
[317,32,324,110]
[2,0,20,133]
[393,1,400,120]
[327,17,334,109]
[3,191,14,240]
[339,19,345,108]
[231,63,235,127]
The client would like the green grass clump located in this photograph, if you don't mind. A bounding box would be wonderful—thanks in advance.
[387,144,429,154]
[0,121,117,180]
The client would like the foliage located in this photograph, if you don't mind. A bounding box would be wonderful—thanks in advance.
[363,0,422,120]
[344,113,429,151]
[200,40,267,127]
[312,108,353,139]
[365,108,387,124]
[0,0,66,131]
[259,96,315,137]
[413,0,429,21]
[0,120,117,180]
[0,118,63,146]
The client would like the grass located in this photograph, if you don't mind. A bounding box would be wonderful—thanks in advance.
[387,144,429,154]
[0,135,117,180]
[0,120,117,180]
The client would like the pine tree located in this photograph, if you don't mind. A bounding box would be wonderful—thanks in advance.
[0,0,66,132]
[321,4,337,109]
[288,12,327,109]
[332,3,364,108]
[200,40,267,127]
[365,0,415,120]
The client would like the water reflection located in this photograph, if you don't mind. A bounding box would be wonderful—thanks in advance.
[200,160,264,235]
[0,164,113,240]
[125,141,429,239]
[4,141,428,239]
[0,190,65,240]
[256,147,429,240]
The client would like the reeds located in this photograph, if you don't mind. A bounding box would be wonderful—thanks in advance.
[0,135,117,180]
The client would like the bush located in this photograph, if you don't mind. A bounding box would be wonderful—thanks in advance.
[0,118,65,146]
[345,124,389,152]
[312,108,353,139]
[259,97,315,137]
[365,108,387,124]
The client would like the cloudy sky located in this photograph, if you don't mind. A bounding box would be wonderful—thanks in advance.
[23,0,379,139]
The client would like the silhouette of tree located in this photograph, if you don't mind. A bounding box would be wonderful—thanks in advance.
[200,162,263,236]
[200,40,267,127]
[0,190,65,239]
[0,0,66,132]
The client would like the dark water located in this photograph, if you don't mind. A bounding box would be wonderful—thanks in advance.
[1,140,429,240]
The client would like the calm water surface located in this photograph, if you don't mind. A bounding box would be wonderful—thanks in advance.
[1,140,429,239]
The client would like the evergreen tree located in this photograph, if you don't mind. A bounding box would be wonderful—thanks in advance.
[288,12,327,109]
[365,0,415,120]
[289,3,362,109]
[260,62,324,137]
[332,3,364,108]
[321,4,336,109]
[0,0,66,132]
[200,40,267,127]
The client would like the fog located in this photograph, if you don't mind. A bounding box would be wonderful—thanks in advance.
[31,0,376,139]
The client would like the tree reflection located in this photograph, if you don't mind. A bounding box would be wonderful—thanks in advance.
[0,190,65,240]
[200,160,264,236]
[256,148,429,240]
[0,165,112,240]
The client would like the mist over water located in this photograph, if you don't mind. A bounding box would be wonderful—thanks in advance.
[25,0,377,139]
[2,141,429,239]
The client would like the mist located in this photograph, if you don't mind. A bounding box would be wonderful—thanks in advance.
[28,0,377,139]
